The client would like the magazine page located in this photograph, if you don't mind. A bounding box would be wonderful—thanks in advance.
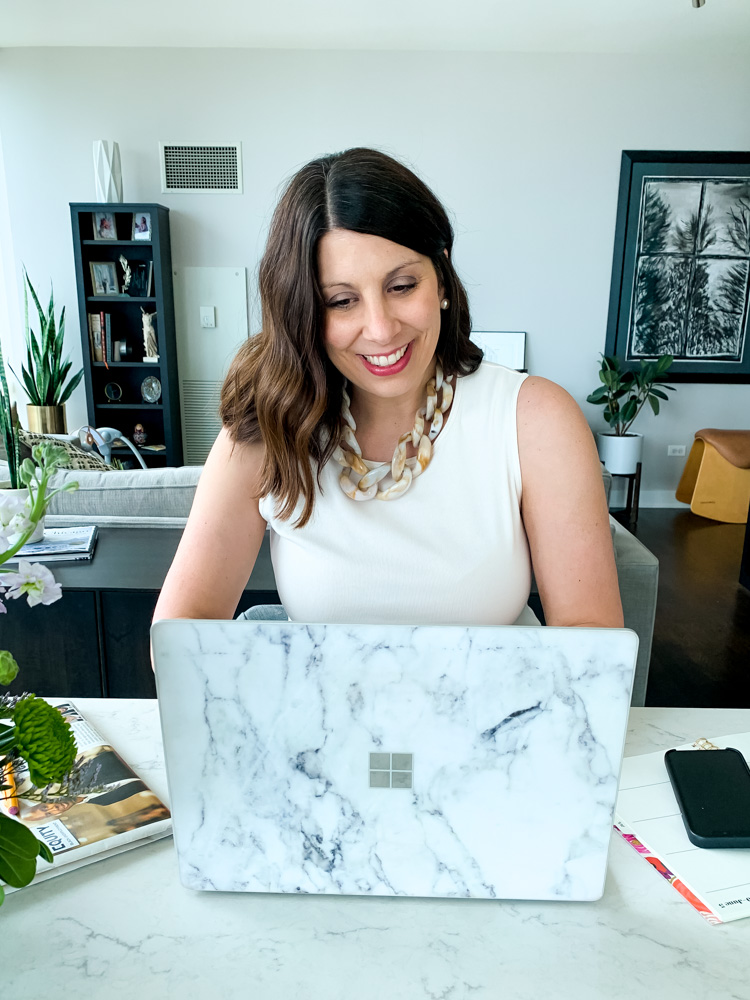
[8,526,97,562]
[2,702,171,892]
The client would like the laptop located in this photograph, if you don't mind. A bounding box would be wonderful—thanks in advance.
[152,620,638,901]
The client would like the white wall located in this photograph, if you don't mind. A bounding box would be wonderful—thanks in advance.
[1,47,749,502]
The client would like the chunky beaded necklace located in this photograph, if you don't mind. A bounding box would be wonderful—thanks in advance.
[333,362,455,501]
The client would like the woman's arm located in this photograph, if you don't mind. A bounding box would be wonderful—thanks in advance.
[516,376,624,628]
[152,427,268,622]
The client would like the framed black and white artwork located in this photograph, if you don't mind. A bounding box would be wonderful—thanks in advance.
[605,151,750,382]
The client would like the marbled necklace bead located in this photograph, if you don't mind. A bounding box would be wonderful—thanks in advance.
[334,362,455,502]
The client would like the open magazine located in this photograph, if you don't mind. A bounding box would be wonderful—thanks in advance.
[2,702,171,893]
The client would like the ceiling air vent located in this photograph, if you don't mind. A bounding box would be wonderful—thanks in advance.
[160,143,242,194]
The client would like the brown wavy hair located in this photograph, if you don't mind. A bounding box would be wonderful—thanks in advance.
[219,147,482,526]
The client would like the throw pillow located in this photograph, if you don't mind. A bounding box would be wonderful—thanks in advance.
[18,427,113,471]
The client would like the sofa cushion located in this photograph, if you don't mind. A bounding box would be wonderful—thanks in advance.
[19,427,111,471]
[46,465,202,519]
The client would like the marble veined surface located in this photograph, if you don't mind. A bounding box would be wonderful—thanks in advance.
[152,621,638,901]
[6,702,750,1000]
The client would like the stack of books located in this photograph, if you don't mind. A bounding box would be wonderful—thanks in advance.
[7,525,98,564]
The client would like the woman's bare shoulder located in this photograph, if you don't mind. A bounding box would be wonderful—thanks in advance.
[204,427,265,489]
[516,375,592,449]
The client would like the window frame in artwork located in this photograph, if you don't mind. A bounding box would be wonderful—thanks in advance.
[605,150,750,383]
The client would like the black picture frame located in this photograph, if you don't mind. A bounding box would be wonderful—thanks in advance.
[605,151,750,383]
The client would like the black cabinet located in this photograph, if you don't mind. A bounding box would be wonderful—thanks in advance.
[5,592,103,697]
[70,203,183,468]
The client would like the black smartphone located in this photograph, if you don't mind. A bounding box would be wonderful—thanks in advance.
[664,748,750,849]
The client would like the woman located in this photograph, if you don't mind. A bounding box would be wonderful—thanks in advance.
[154,148,622,629]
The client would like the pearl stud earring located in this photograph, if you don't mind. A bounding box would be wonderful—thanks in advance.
[440,298,449,310]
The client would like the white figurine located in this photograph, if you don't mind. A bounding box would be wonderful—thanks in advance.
[141,308,159,362]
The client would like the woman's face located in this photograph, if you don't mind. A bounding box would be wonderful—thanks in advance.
[317,229,443,410]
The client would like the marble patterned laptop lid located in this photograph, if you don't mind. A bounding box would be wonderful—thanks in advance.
[152,621,638,901]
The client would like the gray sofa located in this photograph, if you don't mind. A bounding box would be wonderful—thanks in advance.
[11,462,658,706]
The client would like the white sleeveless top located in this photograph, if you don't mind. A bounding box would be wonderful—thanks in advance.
[258,362,537,626]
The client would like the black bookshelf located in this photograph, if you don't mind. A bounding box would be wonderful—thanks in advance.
[70,203,183,467]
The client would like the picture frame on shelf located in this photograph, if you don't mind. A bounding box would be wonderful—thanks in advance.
[90,261,120,296]
[605,150,750,383]
[93,211,117,240]
[127,261,153,298]
[132,212,152,241]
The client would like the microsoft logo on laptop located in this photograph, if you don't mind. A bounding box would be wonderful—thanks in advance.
[369,753,413,789]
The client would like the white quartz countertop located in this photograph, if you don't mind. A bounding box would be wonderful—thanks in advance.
[6,701,750,1000]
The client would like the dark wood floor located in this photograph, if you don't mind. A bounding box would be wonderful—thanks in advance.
[626,507,750,708]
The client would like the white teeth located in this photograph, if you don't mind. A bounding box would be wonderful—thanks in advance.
[363,344,408,367]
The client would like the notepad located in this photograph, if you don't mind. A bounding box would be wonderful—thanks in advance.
[615,732,750,924]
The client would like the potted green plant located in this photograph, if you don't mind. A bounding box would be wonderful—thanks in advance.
[10,270,83,435]
[0,336,21,490]
[0,442,79,906]
[1,335,44,538]
[586,354,676,474]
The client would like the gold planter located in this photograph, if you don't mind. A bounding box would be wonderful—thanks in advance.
[26,404,67,435]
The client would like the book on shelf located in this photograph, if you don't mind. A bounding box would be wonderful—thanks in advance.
[615,731,750,925]
[1,701,172,894]
[5,525,98,564]
[87,314,103,362]
[104,312,113,364]
[99,310,109,369]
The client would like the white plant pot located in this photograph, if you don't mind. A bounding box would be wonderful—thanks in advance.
[0,487,45,544]
[596,432,643,476]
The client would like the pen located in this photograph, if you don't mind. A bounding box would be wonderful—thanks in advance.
[1,761,19,816]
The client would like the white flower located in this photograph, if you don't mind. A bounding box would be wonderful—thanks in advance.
[2,561,62,607]
[0,494,37,544]
[7,510,33,541]
[0,494,24,528]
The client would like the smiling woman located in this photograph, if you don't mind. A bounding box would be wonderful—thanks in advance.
[154,147,622,631]
[217,147,481,523]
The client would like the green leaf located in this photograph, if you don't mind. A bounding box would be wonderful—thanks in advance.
[621,398,638,424]
[648,394,660,416]
[0,650,19,686]
[25,272,47,338]
[38,840,54,864]
[650,388,669,400]
[59,369,83,404]
[656,354,674,374]
[0,811,44,888]
[586,387,608,404]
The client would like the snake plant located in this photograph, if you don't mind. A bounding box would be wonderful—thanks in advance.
[11,270,83,408]
[0,335,20,488]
